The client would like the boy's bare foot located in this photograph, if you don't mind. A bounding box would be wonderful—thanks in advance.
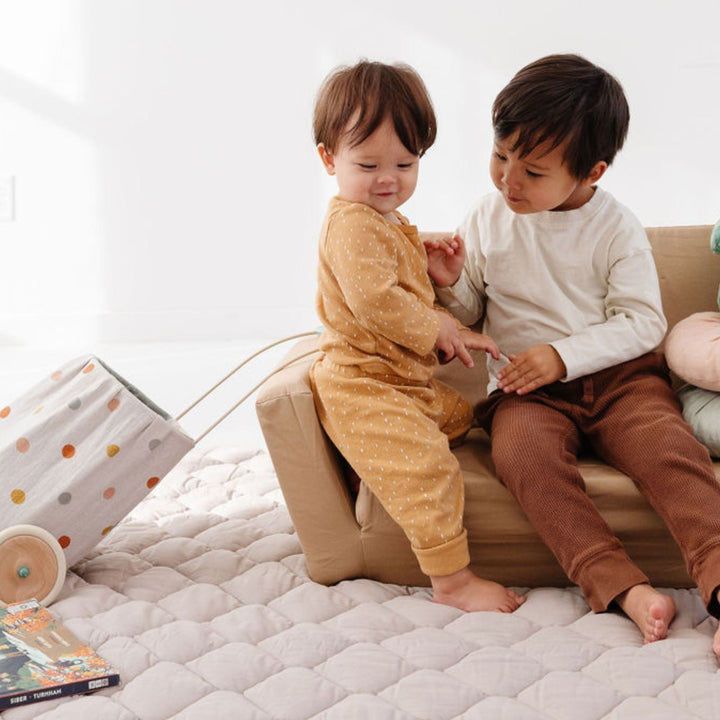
[431,567,526,612]
[615,583,675,643]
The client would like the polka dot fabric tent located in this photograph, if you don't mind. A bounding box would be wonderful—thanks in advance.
[0,356,194,604]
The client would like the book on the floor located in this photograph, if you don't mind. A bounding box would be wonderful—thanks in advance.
[0,599,119,709]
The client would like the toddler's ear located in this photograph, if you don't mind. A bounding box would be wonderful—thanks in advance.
[317,144,336,175]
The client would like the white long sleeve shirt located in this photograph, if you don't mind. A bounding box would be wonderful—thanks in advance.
[436,188,667,393]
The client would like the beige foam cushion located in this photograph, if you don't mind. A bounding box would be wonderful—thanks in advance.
[256,225,719,589]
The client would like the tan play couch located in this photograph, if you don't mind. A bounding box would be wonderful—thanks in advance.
[256,225,720,589]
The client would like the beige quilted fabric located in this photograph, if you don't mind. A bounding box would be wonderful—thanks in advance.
[2,447,718,720]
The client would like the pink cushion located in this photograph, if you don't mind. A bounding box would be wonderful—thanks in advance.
[666,311,720,391]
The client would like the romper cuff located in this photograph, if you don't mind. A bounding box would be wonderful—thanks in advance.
[414,529,470,576]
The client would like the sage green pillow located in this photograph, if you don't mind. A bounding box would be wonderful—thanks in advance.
[678,383,720,458]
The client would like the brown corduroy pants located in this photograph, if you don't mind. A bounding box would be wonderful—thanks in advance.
[476,352,720,615]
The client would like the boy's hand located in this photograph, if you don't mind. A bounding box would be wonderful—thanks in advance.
[496,344,566,395]
[425,235,466,287]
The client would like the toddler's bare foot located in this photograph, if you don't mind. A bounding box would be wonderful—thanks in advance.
[616,583,675,643]
[431,567,526,612]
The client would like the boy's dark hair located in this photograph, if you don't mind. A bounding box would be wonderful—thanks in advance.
[492,54,629,179]
[313,60,436,157]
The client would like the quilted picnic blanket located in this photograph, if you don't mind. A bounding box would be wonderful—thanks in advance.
[2,445,719,720]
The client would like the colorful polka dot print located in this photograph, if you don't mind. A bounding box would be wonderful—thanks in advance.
[0,355,194,568]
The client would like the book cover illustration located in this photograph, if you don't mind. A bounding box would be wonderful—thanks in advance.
[0,599,119,709]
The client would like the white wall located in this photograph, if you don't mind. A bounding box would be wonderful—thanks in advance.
[0,0,718,346]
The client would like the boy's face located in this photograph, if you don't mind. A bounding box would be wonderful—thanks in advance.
[318,116,419,219]
[490,132,605,213]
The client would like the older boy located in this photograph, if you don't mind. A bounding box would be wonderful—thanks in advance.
[428,54,720,652]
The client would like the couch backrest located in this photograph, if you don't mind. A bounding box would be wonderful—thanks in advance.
[648,225,718,335]
[429,225,718,405]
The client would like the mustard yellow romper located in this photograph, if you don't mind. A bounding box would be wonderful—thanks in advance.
[310,197,473,577]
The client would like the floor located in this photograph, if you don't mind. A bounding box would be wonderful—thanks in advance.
[0,339,296,451]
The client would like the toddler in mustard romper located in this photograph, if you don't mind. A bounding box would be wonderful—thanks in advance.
[309,60,525,613]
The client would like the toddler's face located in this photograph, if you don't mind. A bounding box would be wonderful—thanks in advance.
[318,117,419,219]
[490,133,600,213]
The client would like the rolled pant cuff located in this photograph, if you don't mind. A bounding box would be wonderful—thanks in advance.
[576,550,649,613]
[414,530,470,577]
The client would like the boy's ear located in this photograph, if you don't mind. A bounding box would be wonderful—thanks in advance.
[583,160,608,186]
[317,144,336,175]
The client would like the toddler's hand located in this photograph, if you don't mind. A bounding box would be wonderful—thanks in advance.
[435,311,474,368]
[425,235,466,287]
[458,330,500,361]
[496,344,566,395]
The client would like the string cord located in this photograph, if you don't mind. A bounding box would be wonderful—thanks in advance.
[193,347,320,443]
[175,331,318,421]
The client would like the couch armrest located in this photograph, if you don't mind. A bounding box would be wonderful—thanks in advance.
[255,337,365,584]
